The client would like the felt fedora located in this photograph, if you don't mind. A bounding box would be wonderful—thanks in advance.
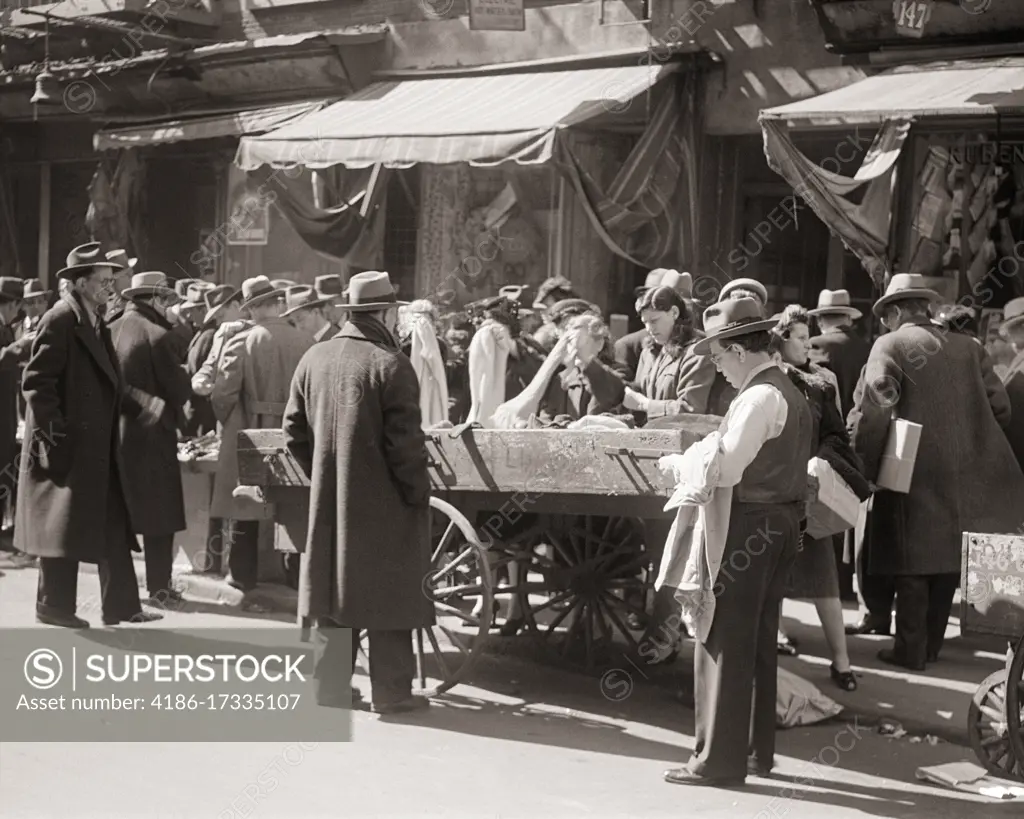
[545,298,600,326]
[634,269,693,299]
[240,276,283,311]
[123,271,178,301]
[281,285,331,317]
[808,289,862,319]
[718,277,769,305]
[58,242,124,280]
[184,282,214,305]
[0,277,24,303]
[1000,297,1024,336]
[872,273,941,318]
[202,285,243,324]
[314,274,345,302]
[22,278,51,301]
[344,271,407,311]
[694,297,777,355]
[106,249,137,271]
[271,278,297,290]
[175,278,201,299]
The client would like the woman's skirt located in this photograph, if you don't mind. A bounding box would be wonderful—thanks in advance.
[784,531,840,599]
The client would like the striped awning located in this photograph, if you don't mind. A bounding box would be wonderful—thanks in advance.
[94,101,330,151]
[234,64,679,170]
[761,59,1024,126]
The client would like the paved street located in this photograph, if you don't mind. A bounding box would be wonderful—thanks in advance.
[1,565,1021,818]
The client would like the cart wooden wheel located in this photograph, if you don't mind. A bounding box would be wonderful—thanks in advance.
[1006,634,1024,777]
[513,514,648,670]
[968,670,1024,781]
[411,497,493,697]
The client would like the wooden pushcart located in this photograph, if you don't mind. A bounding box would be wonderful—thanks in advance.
[236,419,717,696]
[961,532,1024,781]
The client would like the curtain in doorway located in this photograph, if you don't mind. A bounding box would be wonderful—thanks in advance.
[247,165,388,268]
[555,73,700,270]
[761,118,911,289]
[86,151,143,255]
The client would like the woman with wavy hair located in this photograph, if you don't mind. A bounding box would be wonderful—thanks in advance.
[772,305,870,691]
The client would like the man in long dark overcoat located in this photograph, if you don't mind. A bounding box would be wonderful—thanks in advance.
[283,270,433,715]
[808,289,873,605]
[0,278,32,551]
[849,275,1024,671]
[16,243,162,628]
[109,271,194,604]
[999,298,1024,470]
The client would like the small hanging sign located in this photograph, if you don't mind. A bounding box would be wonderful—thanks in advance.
[469,0,525,32]
[893,0,934,39]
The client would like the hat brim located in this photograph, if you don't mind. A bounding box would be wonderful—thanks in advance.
[693,317,778,355]
[241,289,285,311]
[808,305,863,319]
[344,300,409,312]
[999,314,1024,336]
[58,261,124,280]
[122,285,178,301]
[22,291,51,301]
[871,289,941,318]
[203,293,243,325]
[281,296,333,318]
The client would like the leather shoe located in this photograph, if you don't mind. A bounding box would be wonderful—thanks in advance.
[664,767,744,787]
[845,618,890,636]
[103,610,164,626]
[747,758,773,777]
[36,611,89,629]
[372,696,431,716]
[927,650,939,664]
[877,648,925,672]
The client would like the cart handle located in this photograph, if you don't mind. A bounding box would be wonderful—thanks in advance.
[603,447,674,460]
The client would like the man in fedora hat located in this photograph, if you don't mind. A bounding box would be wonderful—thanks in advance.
[314,274,348,338]
[183,284,239,438]
[109,272,193,606]
[703,278,771,417]
[211,276,312,599]
[664,297,812,787]
[806,288,871,604]
[102,249,137,325]
[848,274,1024,670]
[0,278,33,553]
[16,243,161,627]
[999,297,1024,470]
[283,270,433,715]
[282,285,334,343]
[615,269,693,382]
[20,278,51,335]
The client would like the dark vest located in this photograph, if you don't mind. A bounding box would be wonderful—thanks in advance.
[734,365,813,505]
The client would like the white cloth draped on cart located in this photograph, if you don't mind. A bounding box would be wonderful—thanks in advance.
[467,320,514,427]
[409,315,449,430]
[655,431,732,643]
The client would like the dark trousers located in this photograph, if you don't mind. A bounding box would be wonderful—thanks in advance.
[226,520,260,590]
[856,511,896,624]
[641,517,679,634]
[143,534,175,595]
[37,549,141,623]
[893,573,959,667]
[690,502,801,779]
[313,619,415,707]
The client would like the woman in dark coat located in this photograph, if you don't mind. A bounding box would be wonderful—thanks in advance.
[772,306,870,690]
[109,284,194,601]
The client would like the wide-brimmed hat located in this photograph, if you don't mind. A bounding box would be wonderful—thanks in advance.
[546,298,600,326]
[174,278,202,299]
[1000,297,1024,336]
[240,276,284,311]
[314,274,345,302]
[719,277,768,305]
[872,273,941,318]
[808,289,862,319]
[184,282,214,305]
[58,242,124,280]
[344,271,407,311]
[635,269,693,299]
[203,285,243,324]
[271,278,297,290]
[106,249,138,271]
[282,285,332,317]
[22,278,51,301]
[0,277,24,303]
[123,271,178,301]
[694,297,777,355]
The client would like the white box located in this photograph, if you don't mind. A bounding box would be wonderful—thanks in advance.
[806,457,860,539]
[876,418,922,494]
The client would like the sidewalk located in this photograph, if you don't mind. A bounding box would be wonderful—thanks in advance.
[5,552,1002,748]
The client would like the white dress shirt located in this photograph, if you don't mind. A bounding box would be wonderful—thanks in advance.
[716,361,789,488]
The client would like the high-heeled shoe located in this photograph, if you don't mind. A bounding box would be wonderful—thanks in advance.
[830,664,857,691]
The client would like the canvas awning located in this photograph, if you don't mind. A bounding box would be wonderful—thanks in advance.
[761,59,1024,126]
[94,100,330,151]
[234,64,679,170]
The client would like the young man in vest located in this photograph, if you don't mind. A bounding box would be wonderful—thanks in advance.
[664,297,812,787]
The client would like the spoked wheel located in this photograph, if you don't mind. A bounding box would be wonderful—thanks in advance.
[413,497,493,697]
[1006,635,1024,778]
[968,670,1024,781]
[514,514,648,670]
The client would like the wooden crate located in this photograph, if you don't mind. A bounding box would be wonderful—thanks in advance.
[961,532,1024,639]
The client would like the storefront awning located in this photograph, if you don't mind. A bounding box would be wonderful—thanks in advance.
[94,100,330,151]
[234,64,679,170]
[761,59,1024,126]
